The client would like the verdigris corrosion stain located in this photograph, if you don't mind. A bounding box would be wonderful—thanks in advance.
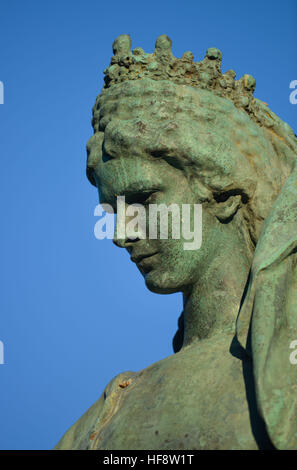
[55,35,297,450]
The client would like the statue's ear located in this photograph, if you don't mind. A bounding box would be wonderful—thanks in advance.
[213,191,247,223]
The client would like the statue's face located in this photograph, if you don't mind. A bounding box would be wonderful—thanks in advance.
[94,154,208,294]
[88,80,260,294]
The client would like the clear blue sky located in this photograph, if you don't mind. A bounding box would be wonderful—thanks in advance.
[0,0,296,450]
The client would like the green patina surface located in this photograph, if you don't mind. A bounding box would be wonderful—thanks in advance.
[55,35,297,450]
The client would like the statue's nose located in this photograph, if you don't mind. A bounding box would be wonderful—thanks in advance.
[113,217,140,247]
[113,206,144,248]
[113,235,138,248]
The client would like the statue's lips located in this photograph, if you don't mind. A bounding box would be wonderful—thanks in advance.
[130,252,159,265]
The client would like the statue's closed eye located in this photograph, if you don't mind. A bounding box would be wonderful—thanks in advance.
[102,149,113,163]
[125,190,159,206]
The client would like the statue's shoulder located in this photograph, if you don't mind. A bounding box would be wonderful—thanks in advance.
[54,370,137,450]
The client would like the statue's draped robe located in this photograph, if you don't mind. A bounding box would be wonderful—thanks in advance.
[237,161,297,449]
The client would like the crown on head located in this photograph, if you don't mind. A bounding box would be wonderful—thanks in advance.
[103,34,257,111]
[94,34,296,146]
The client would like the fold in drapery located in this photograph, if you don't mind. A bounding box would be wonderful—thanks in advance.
[236,162,297,449]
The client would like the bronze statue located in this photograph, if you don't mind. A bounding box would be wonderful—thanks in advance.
[55,35,297,450]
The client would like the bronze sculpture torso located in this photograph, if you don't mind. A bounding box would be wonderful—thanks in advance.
[56,334,275,449]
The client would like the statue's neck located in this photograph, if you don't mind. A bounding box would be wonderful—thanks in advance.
[180,245,252,349]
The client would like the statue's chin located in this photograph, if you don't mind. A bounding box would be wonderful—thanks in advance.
[144,272,181,295]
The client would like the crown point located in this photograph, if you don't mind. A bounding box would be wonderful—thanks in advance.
[225,69,236,79]
[112,34,132,56]
[155,35,172,54]
[182,51,194,62]
[132,47,145,56]
[242,74,256,92]
[206,47,222,61]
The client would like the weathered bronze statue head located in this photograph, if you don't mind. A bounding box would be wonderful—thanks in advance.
[87,35,295,290]
[56,35,297,450]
